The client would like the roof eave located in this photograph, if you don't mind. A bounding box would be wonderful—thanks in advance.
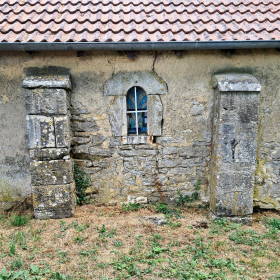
[0,40,280,51]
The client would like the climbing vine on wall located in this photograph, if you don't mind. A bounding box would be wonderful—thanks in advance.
[73,163,90,205]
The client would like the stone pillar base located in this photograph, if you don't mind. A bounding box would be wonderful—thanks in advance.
[210,212,252,226]
[33,183,75,219]
[23,74,75,219]
[210,74,261,225]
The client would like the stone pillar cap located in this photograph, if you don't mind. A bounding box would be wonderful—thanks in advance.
[22,74,71,90]
[212,74,261,92]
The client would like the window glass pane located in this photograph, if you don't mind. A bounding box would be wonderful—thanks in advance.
[136,87,147,110]
[138,112,147,134]
[127,113,137,135]
[126,87,135,111]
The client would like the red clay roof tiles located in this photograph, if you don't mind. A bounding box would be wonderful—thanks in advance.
[0,0,279,43]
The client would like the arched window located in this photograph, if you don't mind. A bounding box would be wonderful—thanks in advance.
[126,86,147,135]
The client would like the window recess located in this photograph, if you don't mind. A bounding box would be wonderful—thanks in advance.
[126,86,147,135]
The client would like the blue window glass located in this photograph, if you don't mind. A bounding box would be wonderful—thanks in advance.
[126,87,147,135]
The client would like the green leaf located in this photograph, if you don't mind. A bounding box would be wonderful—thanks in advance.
[12,271,24,280]
[24,271,29,279]
[30,264,39,274]
[0,267,6,276]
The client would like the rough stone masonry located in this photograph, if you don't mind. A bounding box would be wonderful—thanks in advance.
[22,75,75,219]
[21,70,262,223]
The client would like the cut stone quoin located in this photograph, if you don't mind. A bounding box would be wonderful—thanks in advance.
[24,88,68,116]
[32,183,75,219]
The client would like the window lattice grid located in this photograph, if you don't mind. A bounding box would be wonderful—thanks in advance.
[126,87,147,135]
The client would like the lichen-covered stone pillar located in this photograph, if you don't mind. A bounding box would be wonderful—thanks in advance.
[210,74,261,225]
[22,75,75,219]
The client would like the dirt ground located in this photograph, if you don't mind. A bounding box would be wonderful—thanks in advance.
[0,204,280,279]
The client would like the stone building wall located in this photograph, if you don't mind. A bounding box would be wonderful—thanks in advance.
[0,50,280,210]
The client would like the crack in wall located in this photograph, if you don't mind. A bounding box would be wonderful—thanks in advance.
[152,51,158,72]
[231,139,238,160]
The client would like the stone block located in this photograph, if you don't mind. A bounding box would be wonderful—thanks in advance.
[168,167,194,175]
[158,158,180,168]
[104,71,168,96]
[110,137,122,146]
[30,148,69,160]
[54,116,70,148]
[122,136,149,145]
[107,96,124,137]
[22,74,72,90]
[190,104,205,116]
[71,136,91,146]
[71,120,99,133]
[118,149,157,157]
[26,115,55,149]
[271,147,280,160]
[71,144,90,157]
[30,159,73,185]
[162,147,179,155]
[33,183,75,219]
[127,196,148,204]
[178,146,210,157]
[147,95,163,136]
[213,74,261,92]
[140,214,167,226]
[92,135,107,145]
[181,157,207,168]
[25,88,67,115]
[89,147,115,157]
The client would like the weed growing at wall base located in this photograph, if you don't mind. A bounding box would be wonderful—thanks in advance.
[10,215,30,227]
[177,180,200,207]
[73,163,90,205]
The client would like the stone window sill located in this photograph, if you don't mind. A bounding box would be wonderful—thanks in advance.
[122,135,152,145]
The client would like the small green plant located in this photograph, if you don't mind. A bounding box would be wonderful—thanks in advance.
[75,235,84,244]
[10,215,30,227]
[157,203,182,218]
[265,217,280,231]
[121,202,142,212]
[176,180,200,207]
[9,241,16,256]
[113,240,124,248]
[56,249,70,264]
[10,256,23,270]
[73,163,90,205]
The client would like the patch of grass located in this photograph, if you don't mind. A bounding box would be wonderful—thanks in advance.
[1,205,279,279]
[229,229,262,246]
[265,217,280,231]
[121,202,142,212]
[10,215,30,227]
[0,265,70,280]
[210,218,240,235]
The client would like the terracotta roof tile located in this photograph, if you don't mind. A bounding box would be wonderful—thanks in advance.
[0,0,280,43]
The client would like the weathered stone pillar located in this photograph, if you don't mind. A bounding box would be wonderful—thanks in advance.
[210,74,261,225]
[22,75,75,219]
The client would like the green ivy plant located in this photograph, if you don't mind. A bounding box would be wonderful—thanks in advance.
[73,163,90,205]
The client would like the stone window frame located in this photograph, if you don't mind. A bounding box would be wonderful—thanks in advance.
[104,71,168,144]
